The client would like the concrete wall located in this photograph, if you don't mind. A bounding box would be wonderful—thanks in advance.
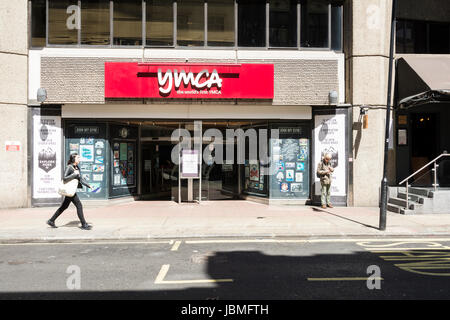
[346,0,394,206]
[0,1,28,208]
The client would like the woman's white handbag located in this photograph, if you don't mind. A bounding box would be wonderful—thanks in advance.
[58,176,79,197]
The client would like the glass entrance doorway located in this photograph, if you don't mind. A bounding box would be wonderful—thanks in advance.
[138,120,312,202]
[410,113,439,185]
[140,122,178,200]
[141,141,174,200]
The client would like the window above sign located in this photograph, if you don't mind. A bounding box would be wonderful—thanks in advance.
[31,0,343,51]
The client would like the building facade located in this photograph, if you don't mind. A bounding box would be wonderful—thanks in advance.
[1,0,448,209]
[0,1,29,208]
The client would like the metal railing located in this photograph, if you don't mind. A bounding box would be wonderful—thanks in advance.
[399,152,450,210]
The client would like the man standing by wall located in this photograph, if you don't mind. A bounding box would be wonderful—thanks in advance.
[317,154,334,209]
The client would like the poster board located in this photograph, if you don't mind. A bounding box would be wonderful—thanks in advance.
[180,150,200,179]
[313,113,347,199]
[32,115,62,200]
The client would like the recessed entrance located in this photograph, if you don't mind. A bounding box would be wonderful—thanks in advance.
[410,113,439,185]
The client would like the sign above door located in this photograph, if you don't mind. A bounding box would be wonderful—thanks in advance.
[105,62,274,100]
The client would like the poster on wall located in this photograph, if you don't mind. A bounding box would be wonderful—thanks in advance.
[33,115,62,199]
[314,114,346,197]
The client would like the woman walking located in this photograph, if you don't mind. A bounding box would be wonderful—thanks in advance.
[47,153,93,230]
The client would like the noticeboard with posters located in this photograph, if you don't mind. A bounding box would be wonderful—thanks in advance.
[65,123,107,199]
[270,132,310,199]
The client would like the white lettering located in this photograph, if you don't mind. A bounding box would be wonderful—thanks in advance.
[173,69,196,89]
[158,68,222,94]
[157,69,173,94]
[194,69,210,89]
[181,304,215,318]
[209,69,222,88]
[66,5,80,30]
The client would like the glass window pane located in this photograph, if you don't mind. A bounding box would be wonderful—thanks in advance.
[146,0,174,46]
[81,0,110,45]
[404,21,415,53]
[413,21,428,53]
[31,0,46,47]
[331,4,342,51]
[269,0,297,47]
[113,0,142,45]
[238,0,266,47]
[208,0,235,47]
[177,0,204,46]
[395,19,405,53]
[301,0,329,48]
[429,22,450,54]
[48,0,79,45]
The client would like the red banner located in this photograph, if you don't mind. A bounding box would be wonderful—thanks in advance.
[105,62,274,99]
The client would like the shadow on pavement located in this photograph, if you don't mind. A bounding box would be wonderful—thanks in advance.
[312,207,380,230]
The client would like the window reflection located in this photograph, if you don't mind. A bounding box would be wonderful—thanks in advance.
[32,0,46,47]
[177,0,205,46]
[301,0,329,48]
[36,0,344,50]
[114,0,142,45]
[208,0,235,47]
[48,0,79,45]
[331,4,342,51]
[269,0,297,47]
[81,0,110,45]
[146,0,174,46]
[238,0,266,47]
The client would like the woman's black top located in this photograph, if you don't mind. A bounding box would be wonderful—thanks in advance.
[63,164,91,189]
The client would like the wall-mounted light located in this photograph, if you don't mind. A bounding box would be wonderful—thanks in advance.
[37,88,47,103]
[329,90,338,105]
[360,107,369,129]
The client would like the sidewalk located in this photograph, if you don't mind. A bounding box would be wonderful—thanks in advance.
[1,200,450,242]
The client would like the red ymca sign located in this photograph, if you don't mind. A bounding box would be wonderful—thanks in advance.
[104,62,274,99]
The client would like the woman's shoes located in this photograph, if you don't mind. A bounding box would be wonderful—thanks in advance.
[46,220,57,228]
[80,224,93,230]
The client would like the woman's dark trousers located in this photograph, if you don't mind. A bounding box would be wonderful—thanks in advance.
[50,193,87,225]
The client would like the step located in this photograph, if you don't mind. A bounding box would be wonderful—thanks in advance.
[388,197,408,207]
[387,203,417,215]
[400,208,416,215]
[387,203,402,214]
[408,187,434,198]
[388,197,417,210]
[397,192,425,204]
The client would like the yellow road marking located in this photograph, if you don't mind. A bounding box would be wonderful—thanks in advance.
[308,277,383,281]
[171,241,182,251]
[154,264,233,284]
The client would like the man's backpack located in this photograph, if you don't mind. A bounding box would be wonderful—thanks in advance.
[316,162,322,179]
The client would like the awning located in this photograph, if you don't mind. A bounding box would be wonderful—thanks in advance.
[396,56,450,109]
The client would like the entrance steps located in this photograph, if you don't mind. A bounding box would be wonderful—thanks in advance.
[387,186,450,214]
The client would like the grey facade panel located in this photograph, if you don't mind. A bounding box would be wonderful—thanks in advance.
[41,57,338,105]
